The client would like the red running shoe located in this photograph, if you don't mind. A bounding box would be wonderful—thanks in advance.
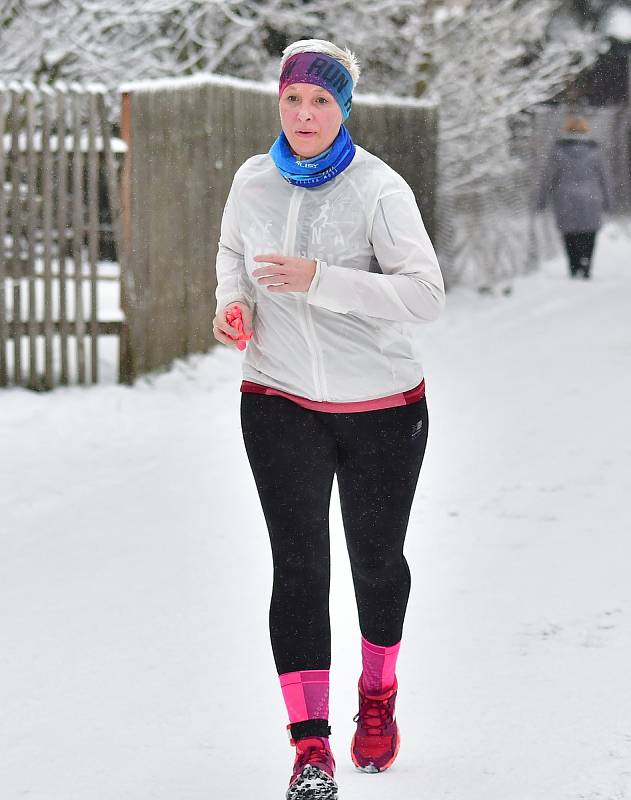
[286,734,338,800]
[351,677,400,773]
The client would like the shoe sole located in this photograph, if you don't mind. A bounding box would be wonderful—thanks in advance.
[286,765,338,800]
[350,731,401,773]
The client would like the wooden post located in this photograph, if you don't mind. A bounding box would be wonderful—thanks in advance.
[40,84,55,390]
[25,85,38,389]
[100,90,132,383]
[0,86,8,387]
[87,91,99,384]
[9,85,23,385]
[56,83,70,385]
[71,85,86,384]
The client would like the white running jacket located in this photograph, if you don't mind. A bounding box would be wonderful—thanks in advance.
[215,145,445,403]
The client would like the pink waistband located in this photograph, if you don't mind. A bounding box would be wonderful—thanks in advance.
[240,379,425,413]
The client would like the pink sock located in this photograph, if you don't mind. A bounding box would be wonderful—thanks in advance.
[360,636,401,695]
[279,670,329,723]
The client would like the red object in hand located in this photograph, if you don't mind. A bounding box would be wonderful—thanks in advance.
[225,305,253,351]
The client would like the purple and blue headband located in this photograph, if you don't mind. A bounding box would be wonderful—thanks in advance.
[279,52,354,120]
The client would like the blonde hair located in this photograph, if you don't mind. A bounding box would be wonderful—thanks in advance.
[280,39,361,88]
[563,115,590,134]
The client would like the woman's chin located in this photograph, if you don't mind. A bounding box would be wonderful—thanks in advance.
[294,147,319,159]
[288,138,323,159]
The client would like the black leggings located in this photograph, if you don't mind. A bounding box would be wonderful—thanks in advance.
[563,231,597,276]
[240,392,429,675]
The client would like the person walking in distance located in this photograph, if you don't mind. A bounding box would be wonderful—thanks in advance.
[212,39,445,800]
[537,114,612,279]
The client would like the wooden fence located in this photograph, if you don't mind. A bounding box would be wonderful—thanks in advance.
[120,75,438,381]
[0,81,126,390]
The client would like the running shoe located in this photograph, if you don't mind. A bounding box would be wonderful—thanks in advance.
[351,677,400,773]
[286,733,338,800]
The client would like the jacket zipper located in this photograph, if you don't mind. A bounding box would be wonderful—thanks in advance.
[283,188,326,401]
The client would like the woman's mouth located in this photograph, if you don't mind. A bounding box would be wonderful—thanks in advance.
[296,130,317,137]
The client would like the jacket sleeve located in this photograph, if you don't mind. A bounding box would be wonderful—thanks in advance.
[214,179,255,315]
[597,149,612,213]
[306,189,445,323]
[536,148,558,211]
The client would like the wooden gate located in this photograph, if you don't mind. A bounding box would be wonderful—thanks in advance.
[0,81,127,390]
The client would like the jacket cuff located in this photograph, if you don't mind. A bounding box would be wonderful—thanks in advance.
[307,259,326,304]
[216,295,252,315]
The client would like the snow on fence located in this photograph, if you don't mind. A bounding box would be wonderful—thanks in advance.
[119,74,438,381]
[0,81,126,390]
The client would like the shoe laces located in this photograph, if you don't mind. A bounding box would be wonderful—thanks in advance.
[353,693,395,736]
[294,737,333,773]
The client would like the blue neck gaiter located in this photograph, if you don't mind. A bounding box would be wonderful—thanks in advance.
[269,124,356,189]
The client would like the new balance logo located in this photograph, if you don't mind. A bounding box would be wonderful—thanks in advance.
[411,419,423,439]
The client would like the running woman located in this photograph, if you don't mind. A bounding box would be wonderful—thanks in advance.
[212,38,445,800]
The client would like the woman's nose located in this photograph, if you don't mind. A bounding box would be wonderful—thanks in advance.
[297,107,313,121]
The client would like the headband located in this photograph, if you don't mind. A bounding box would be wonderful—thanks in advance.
[279,52,354,119]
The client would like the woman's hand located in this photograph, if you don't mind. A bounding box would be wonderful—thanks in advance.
[212,302,253,348]
[252,254,316,293]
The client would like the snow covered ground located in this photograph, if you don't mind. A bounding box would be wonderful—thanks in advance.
[1,222,630,800]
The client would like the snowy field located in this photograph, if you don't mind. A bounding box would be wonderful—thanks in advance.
[1,223,630,800]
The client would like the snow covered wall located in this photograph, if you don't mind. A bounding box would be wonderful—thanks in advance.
[119,73,438,381]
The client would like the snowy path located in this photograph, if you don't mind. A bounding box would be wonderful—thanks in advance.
[1,224,630,800]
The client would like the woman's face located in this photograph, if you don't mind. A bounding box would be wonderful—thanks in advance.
[279,82,343,159]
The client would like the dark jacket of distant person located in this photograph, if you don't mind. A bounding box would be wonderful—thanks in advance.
[537,123,612,234]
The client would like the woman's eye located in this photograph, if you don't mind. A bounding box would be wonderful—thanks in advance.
[316,97,328,104]
[286,95,298,102]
